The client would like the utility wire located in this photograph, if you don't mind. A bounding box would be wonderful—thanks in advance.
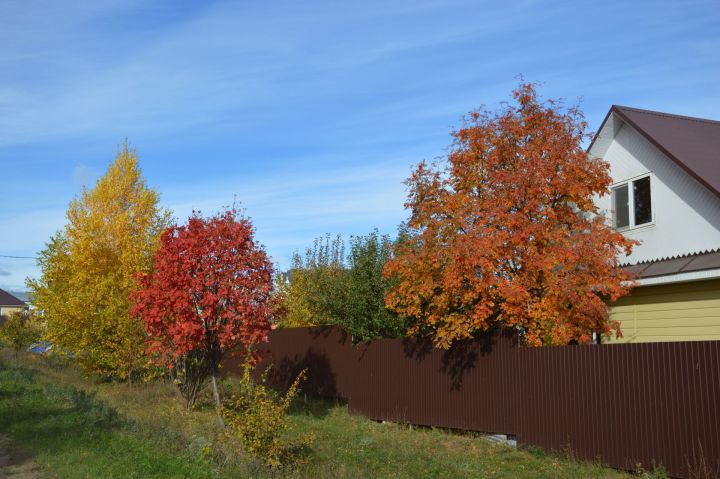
[0,255,36,259]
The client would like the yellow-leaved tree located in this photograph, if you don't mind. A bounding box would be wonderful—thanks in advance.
[28,142,172,383]
[274,266,314,328]
[275,237,345,329]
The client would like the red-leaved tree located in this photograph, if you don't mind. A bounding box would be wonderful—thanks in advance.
[131,209,274,414]
[385,82,637,348]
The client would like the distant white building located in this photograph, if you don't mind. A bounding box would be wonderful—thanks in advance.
[589,106,720,342]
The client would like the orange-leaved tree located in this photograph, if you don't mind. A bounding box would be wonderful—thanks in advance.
[385,82,637,348]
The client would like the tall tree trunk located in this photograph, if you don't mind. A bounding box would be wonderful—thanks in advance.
[202,317,224,427]
[211,373,225,428]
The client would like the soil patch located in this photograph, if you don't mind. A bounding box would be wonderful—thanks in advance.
[0,434,41,478]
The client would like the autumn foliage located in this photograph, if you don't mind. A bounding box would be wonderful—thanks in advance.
[276,232,407,342]
[221,356,314,469]
[275,235,346,328]
[28,143,171,380]
[385,83,637,348]
[0,311,43,359]
[131,209,275,406]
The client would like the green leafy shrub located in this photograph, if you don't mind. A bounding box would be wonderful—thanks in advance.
[277,231,408,342]
[341,230,408,342]
[221,356,315,470]
[277,234,346,328]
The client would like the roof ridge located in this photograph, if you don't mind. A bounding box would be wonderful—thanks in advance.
[614,105,720,126]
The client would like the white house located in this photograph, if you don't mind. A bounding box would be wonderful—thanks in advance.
[589,106,720,343]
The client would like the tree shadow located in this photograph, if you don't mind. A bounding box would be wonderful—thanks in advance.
[401,336,434,361]
[353,340,374,361]
[308,325,349,344]
[398,331,503,392]
[441,341,479,391]
[442,332,501,391]
[263,348,337,418]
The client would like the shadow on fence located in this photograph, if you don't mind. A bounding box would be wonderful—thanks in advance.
[222,326,720,479]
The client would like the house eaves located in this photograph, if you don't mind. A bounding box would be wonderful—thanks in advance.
[0,288,25,307]
[622,249,720,287]
[589,105,720,200]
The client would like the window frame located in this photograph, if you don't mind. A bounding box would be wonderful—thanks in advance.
[610,173,655,231]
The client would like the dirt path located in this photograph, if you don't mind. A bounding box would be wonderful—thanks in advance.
[0,434,42,478]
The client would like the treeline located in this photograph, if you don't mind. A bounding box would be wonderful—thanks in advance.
[14,82,636,433]
[22,145,310,466]
[275,231,409,343]
[5,81,641,468]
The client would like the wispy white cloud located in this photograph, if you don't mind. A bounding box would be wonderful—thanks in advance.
[3,0,668,147]
[1,0,719,287]
[0,156,412,288]
[164,157,412,268]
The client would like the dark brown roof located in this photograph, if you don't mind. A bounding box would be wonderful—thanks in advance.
[599,106,720,199]
[0,288,25,307]
[623,249,720,279]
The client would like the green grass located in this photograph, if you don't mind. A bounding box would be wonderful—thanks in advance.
[0,363,227,478]
[0,350,646,478]
[291,402,644,478]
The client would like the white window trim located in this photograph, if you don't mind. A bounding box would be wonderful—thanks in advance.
[611,172,655,231]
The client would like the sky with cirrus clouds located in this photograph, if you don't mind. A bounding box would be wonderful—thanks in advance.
[1,0,719,292]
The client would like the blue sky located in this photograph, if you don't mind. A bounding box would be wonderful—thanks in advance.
[1,0,719,291]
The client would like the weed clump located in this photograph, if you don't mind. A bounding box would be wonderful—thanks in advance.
[221,356,315,470]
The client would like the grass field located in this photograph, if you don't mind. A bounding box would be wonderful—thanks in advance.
[0,350,656,478]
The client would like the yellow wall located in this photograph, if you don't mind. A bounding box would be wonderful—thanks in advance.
[608,278,720,343]
[0,306,26,322]
[0,306,25,315]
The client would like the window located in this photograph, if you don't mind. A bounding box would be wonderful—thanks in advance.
[611,175,652,229]
[611,184,629,228]
[633,176,652,225]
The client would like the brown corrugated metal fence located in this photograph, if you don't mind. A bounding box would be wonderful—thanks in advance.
[222,327,720,478]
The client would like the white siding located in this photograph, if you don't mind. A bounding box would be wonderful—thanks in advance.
[593,120,720,264]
